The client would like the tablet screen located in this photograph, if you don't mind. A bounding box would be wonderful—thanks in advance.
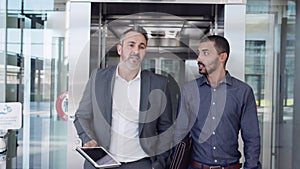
[76,147,121,168]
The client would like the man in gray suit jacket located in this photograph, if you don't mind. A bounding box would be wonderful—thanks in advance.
[74,26,174,169]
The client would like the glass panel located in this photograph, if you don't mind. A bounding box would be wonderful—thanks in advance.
[245,40,265,107]
[246,1,296,168]
[0,0,7,103]
[4,0,68,168]
[24,0,54,12]
[7,0,21,14]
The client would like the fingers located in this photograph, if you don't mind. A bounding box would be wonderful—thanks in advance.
[83,139,98,147]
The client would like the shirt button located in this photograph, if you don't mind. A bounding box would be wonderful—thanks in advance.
[213,146,216,150]
[214,159,218,163]
[212,102,215,105]
[212,131,215,135]
[213,89,216,92]
[212,116,215,120]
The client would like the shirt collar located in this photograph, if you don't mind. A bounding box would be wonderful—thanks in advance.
[198,71,233,86]
[224,71,233,86]
[115,65,141,82]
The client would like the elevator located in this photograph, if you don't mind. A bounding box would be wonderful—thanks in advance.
[66,1,247,168]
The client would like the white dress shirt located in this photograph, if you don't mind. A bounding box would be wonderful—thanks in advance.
[109,67,149,162]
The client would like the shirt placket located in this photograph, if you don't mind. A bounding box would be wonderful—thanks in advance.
[119,80,130,154]
[211,87,218,164]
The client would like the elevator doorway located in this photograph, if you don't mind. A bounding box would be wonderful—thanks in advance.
[89,2,225,86]
[66,2,248,169]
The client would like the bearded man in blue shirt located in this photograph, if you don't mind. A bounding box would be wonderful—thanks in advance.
[174,35,261,169]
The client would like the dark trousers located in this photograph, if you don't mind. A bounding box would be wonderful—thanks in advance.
[84,158,152,169]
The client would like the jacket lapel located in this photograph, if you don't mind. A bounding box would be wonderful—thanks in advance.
[105,67,116,126]
[139,70,150,133]
[95,66,116,126]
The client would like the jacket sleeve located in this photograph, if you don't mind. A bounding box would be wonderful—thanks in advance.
[151,76,175,169]
[73,69,98,145]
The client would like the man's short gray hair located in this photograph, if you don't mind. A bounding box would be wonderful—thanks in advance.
[119,25,148,45]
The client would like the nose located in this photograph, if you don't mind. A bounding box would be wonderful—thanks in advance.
[131,50,139,56]
[196,54,202,62]
[132,46,139,55]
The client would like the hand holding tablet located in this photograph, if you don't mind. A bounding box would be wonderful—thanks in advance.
[76,147,121,168]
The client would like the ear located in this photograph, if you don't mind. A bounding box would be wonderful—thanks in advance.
[117,44,122,55]
[219,52,228,64]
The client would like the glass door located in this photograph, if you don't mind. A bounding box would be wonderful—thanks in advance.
[245,14,275,169]
[3,1,69,168]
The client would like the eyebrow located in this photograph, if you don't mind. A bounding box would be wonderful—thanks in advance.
[127,40,146,46]
[198,48,209,52]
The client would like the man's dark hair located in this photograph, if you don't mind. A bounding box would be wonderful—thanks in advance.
[119,25,148,45]
[200,35,230,65]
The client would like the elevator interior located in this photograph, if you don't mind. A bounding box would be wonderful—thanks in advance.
[89,2,224,85]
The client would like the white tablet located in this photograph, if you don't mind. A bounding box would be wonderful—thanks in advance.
[76,147,121,168]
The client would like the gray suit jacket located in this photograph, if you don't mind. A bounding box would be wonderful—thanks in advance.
[74,65,174,169]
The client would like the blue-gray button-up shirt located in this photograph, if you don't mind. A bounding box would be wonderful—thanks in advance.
[175,72,261,169]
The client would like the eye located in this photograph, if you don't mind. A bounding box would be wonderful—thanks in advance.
[203,51,209,56]
[140,45,146,49]
[197,50,210,57]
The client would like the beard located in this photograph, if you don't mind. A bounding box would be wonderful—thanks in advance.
[122,54,141,71]
[197,57,219,75]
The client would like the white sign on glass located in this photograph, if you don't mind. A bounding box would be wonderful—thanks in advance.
[0,103,22,129]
